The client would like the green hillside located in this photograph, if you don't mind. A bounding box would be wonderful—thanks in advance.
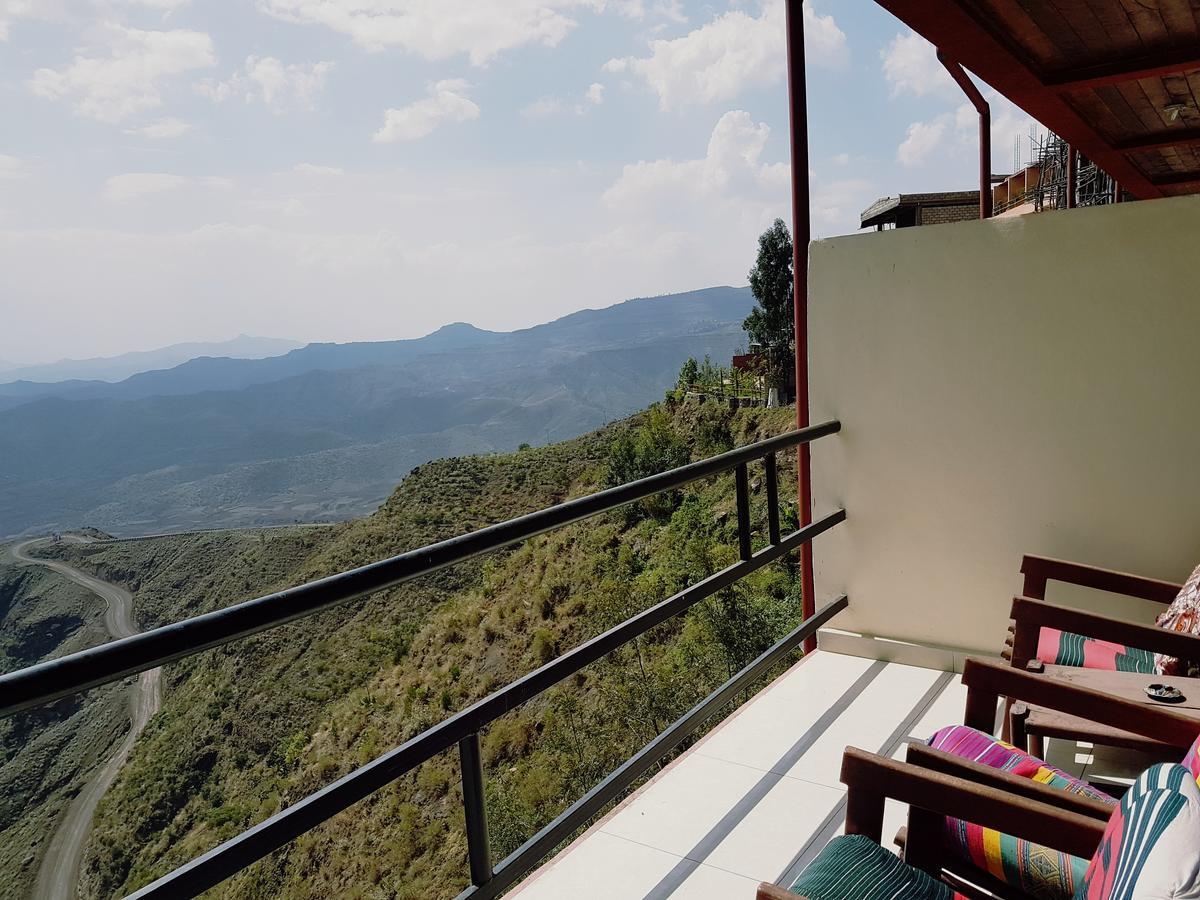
[31,400,803,899]
[0,554,126,899]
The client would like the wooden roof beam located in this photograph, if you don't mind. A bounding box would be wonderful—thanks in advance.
[1043,47,1200,91]
[872,0,1163,199]
[1114,126,1200,152]
[1150,171,1200,188]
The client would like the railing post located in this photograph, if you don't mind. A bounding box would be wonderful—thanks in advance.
[734,462,752,561]
[459,732,492,887]
[763,453,781,546]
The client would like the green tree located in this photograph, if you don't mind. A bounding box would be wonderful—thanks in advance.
[677,357,699,391]
[743,218,795,399]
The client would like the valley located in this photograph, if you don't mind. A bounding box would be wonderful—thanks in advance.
[3,400,804,899]
[8,538,161,900]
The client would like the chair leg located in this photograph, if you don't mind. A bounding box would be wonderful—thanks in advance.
[1028,733,1045,759]
[1010,702,1029,752]
[903,806,944,877]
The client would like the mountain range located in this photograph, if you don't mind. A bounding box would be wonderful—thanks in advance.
[0,335,302,387]
[0,287,754,538]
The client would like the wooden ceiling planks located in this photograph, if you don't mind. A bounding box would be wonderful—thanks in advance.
[1118,0,1170,49]
[980,0,1061,66]
[1052,0,1131,54]
[1157,0,1200,44]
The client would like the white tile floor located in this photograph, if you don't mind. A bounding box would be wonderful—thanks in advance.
[509,649,968,900]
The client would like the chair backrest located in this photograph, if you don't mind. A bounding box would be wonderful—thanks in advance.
[1073,763,1200,899]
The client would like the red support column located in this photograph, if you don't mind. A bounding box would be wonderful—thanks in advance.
[1065,144,1077,209]
[784,0,817,653]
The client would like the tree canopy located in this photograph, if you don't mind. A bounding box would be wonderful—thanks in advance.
[742,219,795,398]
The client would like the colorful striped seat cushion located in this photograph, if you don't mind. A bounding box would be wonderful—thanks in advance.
[788,834,967,899]
[1184,734,1200,783]
[1036,627,1157,674]
[929,725,1115,900]
[1073,763,1200,899]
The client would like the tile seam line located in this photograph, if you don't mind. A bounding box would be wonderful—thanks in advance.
[637,659,890,899]
[772,669,958,887]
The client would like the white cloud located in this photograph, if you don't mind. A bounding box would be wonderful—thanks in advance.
[0,154,26,179]
[293,163,344,176]
[29,25,214,123]
[605,1,845,111]
[126,117,192,139]
[198,56,333,111]
[897,93,1039,171]
[897,117,947,167]
[521,96,565,120]
[103,172,231,202]
[603,110,788,210]
[258,0,649,65]
[117,0,191,8]
[373,79,479,143]
[831,152,850,166]
[812,177,875,235]
[1,0,69,41]
[521,82,606,119]
[881,29,955,99]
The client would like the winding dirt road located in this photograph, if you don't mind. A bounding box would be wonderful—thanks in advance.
[9,539,162,900]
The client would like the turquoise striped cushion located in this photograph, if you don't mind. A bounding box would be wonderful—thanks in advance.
[789,835,959,899]
[1073,763,1200,899]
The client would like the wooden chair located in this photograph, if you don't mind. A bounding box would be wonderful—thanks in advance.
[1006,553,1186,672]
[756,657,1200,900]
[755,746,1107,900]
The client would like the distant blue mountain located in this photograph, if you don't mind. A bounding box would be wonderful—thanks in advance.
[0,286,754,537]
[0,335,302,387]
[0,287,749,407]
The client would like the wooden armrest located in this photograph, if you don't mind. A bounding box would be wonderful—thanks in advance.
[962,656,1200,749]
[903,743,1113,819]
[1021,554,1181,603]
[757,885,799,899]
[1010,595,1200,666]
[839,747,1105,860]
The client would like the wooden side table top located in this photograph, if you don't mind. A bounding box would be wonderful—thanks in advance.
[1022,665,1200,756]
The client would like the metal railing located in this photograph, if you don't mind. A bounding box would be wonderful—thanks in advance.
[1,419,845,899]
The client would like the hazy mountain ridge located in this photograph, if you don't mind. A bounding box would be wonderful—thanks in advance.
[0,336,302,388]
[0,287,753,537]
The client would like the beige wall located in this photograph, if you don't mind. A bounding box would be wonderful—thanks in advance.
[808,194,1200,653]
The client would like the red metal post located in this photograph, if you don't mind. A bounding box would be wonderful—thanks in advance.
[937,52,992,219]
[1065,144,1077,209]
[784,0,817,653]
[1113,180,1123,203]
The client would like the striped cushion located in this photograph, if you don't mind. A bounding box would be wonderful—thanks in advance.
[1183,734,1200,784]
[1037,627,1157,674]
[1073,763,1200,899]
[788,834,966,899]
[929,726,1115,900]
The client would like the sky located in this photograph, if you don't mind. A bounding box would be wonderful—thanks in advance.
[0,0,1044,364]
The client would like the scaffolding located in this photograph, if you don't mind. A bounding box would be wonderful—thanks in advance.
[1031,133,1119,211]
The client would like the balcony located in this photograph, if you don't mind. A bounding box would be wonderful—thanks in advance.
[8,1,1200,896]
[509,645,970,898]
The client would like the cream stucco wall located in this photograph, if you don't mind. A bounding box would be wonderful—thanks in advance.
[809,194,1200,653]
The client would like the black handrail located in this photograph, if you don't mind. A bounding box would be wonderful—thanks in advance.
[0,420,839,717]
[5,420,845,899]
